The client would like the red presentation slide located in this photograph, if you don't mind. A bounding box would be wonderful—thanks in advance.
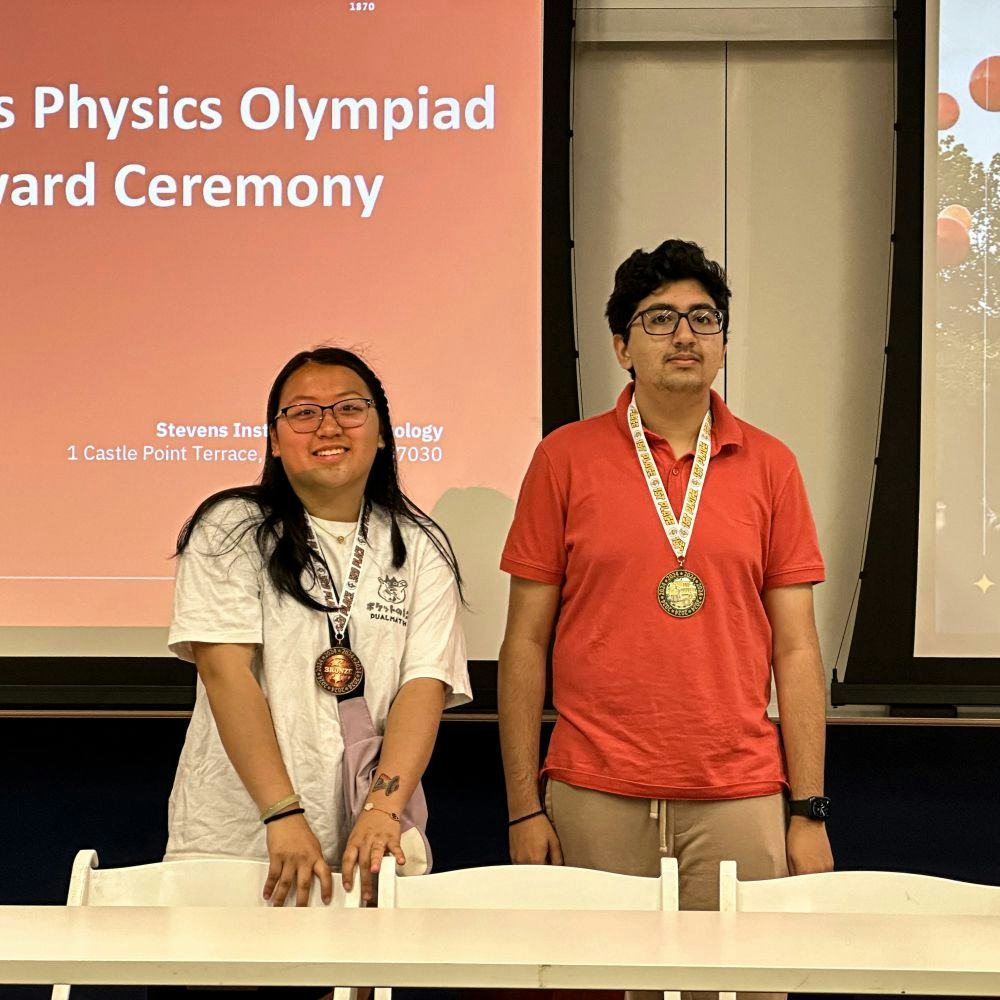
[1,1,543,628]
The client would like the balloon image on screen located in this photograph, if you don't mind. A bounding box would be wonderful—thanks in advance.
[917,0,1000,655]
[0,1,543,660]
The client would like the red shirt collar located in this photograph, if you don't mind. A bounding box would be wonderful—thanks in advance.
[614,384,744,457]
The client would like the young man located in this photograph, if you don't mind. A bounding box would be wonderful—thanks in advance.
[499,240,833,926]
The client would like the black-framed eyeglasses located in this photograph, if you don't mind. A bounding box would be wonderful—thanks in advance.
[275,397,375,433]
[627,306,726,337]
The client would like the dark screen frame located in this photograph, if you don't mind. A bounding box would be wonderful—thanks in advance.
[0,0,578,713]
[832,0,1000,707]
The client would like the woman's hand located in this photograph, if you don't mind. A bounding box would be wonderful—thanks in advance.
[263,812,333,907]
[341,806,406,902]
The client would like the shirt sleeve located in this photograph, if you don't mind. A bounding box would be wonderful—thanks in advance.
[168,499,265,662]
[499,442,568,585]
[763,460,826,589]
[398,534,471,710]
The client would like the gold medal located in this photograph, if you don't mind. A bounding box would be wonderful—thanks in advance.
[314,646,364,695]
[627,394,714,622]
[657,567,706,618]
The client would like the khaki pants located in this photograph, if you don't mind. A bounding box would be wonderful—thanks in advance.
[546,779,789,1000]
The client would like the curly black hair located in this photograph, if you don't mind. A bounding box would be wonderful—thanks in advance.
[605,239,731,345]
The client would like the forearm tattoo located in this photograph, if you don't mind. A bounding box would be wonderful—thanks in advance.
[373,772,400,796]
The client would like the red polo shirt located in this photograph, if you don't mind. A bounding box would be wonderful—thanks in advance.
[501,386,825,800]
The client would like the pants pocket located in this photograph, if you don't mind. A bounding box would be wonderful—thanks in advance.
[543,777,555,829]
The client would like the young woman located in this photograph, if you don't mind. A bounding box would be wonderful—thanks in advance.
[165,347,470,907]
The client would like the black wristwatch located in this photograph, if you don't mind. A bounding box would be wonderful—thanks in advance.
[788,796,830,821]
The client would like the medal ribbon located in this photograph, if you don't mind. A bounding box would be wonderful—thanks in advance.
[627,394,713,566]
[304,504,370,646]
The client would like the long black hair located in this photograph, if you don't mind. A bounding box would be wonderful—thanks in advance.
[175,347,464,610]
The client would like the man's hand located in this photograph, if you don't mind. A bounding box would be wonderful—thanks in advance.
[786,816,834,875]
[498,578,561,865]
[509,813,564,865]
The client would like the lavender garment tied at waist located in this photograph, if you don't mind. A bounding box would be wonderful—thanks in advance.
[339,696,432,876]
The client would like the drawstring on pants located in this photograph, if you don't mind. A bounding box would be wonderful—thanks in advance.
[650,799,668,855]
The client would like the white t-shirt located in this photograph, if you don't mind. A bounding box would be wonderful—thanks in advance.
[165,497,471,863]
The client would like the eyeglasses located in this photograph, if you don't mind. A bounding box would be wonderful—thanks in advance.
[275,398,375,433]
[627,306,726,337]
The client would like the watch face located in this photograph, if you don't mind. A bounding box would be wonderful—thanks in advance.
[810,797,831,820]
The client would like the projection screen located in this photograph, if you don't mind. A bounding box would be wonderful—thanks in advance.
[916,0,1000,657]
[0,1,544,663]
